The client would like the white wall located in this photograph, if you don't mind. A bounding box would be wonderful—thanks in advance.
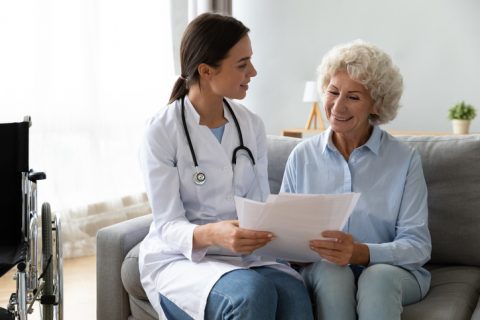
[233,0,480,135]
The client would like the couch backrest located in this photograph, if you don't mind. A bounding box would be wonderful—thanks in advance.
[397,135,480,266]
[267,135,301,194]
[267,134,480,266]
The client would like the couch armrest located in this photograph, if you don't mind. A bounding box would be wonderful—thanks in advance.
[96,214,152,320]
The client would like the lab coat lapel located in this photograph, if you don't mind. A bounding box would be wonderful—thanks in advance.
[183,97,231,166]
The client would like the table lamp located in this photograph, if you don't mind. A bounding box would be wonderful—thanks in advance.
[303,81,325,130]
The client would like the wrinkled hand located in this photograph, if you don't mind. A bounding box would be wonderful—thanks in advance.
[309,230,355,266]
[195,220,273,254]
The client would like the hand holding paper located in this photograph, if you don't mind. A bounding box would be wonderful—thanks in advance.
[235,192,360,262]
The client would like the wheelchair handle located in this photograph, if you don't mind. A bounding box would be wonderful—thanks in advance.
[28,171,46,182]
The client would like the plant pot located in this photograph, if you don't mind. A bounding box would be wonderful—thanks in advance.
[451,119,471,134]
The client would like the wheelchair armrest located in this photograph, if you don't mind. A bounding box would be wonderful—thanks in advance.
[96,214,152,320]
[28,171,46,182]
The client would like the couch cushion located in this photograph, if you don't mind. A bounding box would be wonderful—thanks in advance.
[397,135,480,266]
[402,265,480,320]
[129,295,158,320]
[121,243,148,300]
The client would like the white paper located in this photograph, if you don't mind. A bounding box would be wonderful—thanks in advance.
[235,192,360,262]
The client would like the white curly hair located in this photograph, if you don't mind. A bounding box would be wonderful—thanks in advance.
[317,40,403,125]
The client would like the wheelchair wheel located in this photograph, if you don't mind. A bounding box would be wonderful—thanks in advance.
[41,203,54,320]
[53,214,63,320]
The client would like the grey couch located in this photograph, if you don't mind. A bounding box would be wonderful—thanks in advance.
[97,134,480,320]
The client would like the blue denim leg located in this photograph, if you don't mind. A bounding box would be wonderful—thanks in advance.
[302,261,422,320]
[159,294,193,320]
[356,264,421,320]
[160,266,313,320]
[302,260,357,320]
[205,268,278,320]
[253,266,314,320]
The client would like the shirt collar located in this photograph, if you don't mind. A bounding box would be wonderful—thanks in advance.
[364,125,381,155]
[319,127,332,154]
[322,125,382,156]
[183,95,201,124]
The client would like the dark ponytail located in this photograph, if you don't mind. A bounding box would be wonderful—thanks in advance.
[169,77,188,104]
[168,13,249,104]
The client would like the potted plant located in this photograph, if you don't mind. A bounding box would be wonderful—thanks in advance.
[448,101,476,134]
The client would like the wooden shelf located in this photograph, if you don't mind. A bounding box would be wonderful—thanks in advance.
[282,128,324,138]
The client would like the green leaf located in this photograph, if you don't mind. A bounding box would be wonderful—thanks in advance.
[448,101,477,120]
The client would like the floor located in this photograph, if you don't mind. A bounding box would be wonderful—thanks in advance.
[0,255,96,320]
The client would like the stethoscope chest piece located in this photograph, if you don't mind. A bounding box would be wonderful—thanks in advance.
[193,170,206,185]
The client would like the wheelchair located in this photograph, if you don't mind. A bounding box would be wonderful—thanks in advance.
[0,117,63,320]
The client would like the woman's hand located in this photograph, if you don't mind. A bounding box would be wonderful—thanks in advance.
[309,230,370,266]
[193,220,273,254]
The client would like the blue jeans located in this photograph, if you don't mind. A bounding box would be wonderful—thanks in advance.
[301,261,422,320]
[160,266,313,320]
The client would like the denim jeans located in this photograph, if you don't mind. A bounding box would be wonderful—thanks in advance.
[160,266,313,320]
[301,261,422,320]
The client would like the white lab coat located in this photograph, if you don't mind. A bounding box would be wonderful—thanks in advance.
[138,97,300,319]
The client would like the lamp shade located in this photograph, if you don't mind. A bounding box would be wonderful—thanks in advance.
[303,81,319,103]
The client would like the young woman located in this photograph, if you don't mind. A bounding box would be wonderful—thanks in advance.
[139,13,313,320]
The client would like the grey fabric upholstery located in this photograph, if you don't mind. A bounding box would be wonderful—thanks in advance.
[96,134,480,320]
[121,242,158,320]
[397,135,480,266]
[267,135,301,194]
[472,298,480,320]
[122,243,147,300]
[97,214,152,320]
[129,296,157,320]
[402,265,480,320]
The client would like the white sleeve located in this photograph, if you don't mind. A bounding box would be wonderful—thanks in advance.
[139,117,207,262]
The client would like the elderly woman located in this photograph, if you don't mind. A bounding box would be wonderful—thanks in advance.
[281,40,431,319]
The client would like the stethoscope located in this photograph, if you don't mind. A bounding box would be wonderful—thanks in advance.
[181,96,255,185]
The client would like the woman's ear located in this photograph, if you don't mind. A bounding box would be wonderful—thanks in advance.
[197,63,213,80]
[371,101,380,116]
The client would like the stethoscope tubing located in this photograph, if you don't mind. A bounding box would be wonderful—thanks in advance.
[181,96,199,167]
[181,96,255,185]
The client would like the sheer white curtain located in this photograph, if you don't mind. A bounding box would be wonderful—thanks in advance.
[188,0,231,20]
[0,1,174,256]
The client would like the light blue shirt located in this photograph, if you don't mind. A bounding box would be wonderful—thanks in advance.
[210,125,225,143]
[281,126,431,297]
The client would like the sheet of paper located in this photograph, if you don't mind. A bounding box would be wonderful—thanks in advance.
[235,192,360,262]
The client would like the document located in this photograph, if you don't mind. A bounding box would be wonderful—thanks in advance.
[235,192,360,262]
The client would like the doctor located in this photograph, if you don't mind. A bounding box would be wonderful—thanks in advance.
[139,13,313,320]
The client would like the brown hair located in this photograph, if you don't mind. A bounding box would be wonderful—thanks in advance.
[168,13,250,104]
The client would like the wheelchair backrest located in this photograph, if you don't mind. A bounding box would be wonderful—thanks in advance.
[0,121,29,246]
